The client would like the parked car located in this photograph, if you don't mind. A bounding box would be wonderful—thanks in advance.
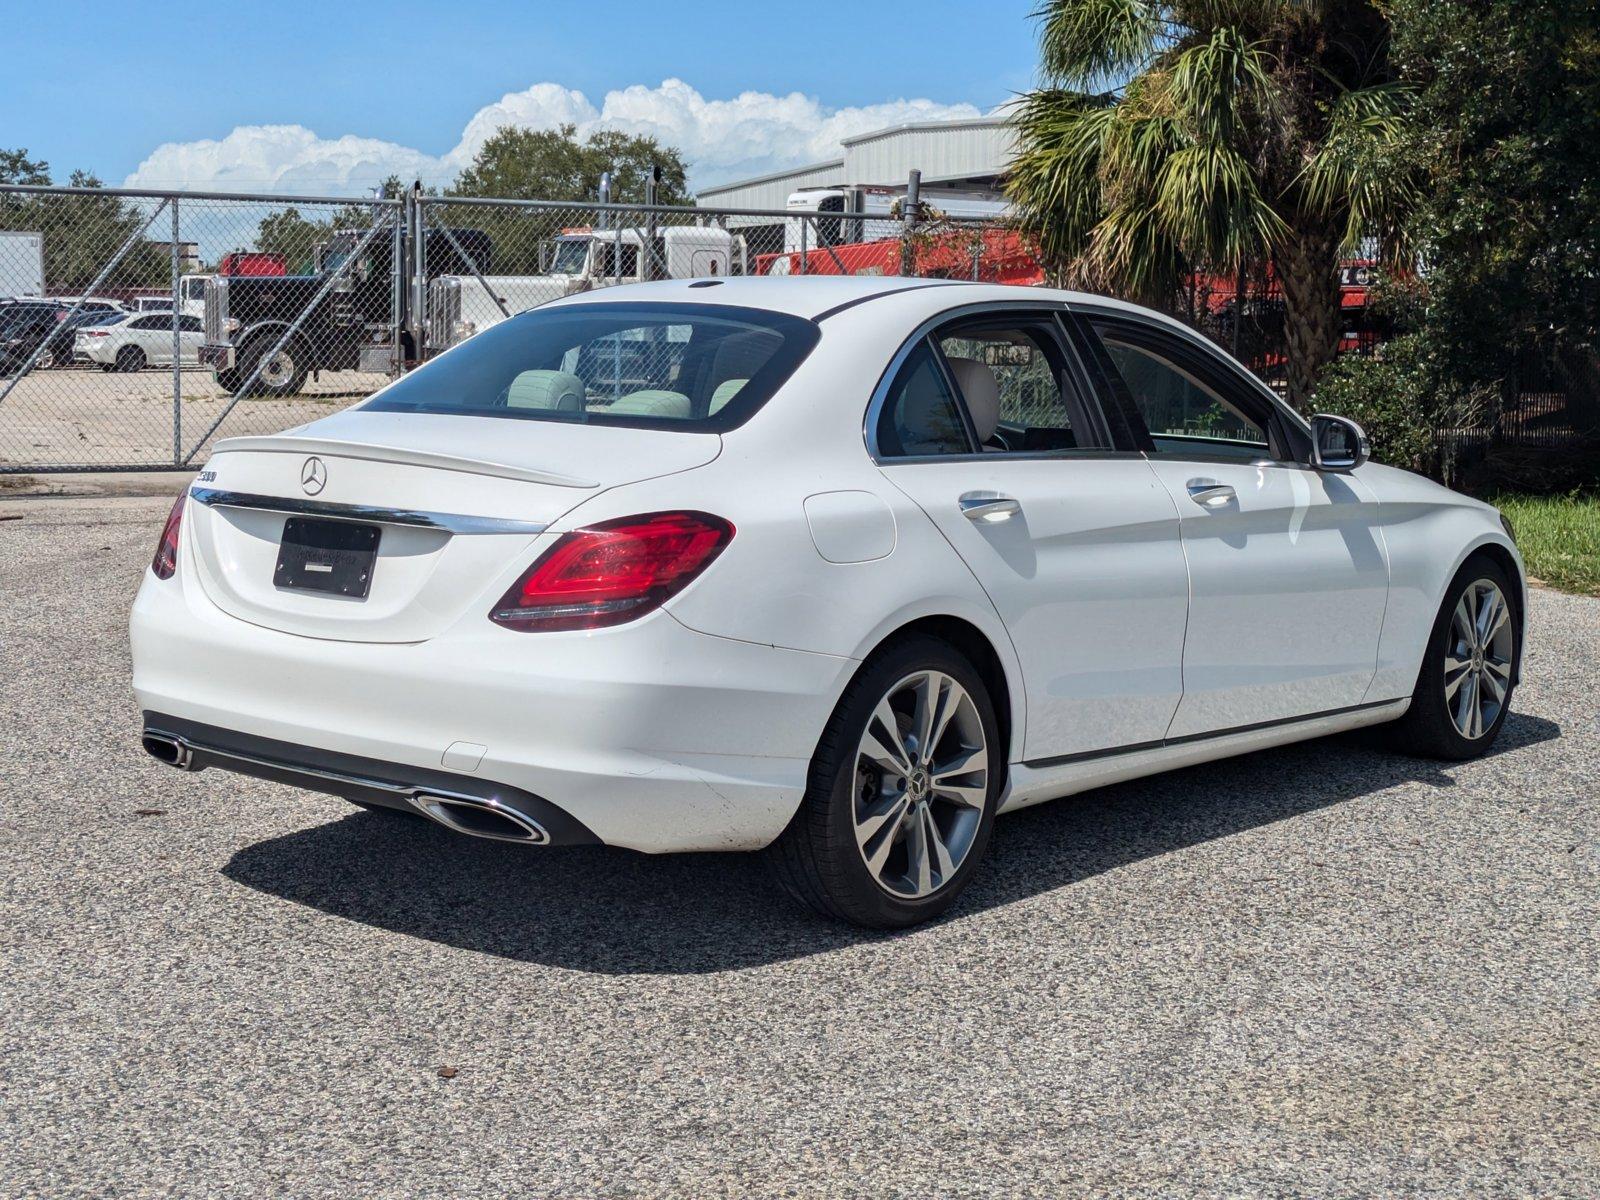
[78,311,204,372]
[133,277,1526,928]
[0,302,66,373]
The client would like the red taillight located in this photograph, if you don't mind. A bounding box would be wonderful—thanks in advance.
[151,491,186,579]
[490,511,734,632]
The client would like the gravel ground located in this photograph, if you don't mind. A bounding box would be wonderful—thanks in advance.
[2,496,1596,1199]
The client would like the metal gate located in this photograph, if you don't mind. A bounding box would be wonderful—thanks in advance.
[0,178,1028,473]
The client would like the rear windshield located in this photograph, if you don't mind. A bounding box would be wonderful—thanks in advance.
[364,302,819,430]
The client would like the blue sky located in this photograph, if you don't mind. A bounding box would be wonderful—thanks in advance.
[2,0,1041,193]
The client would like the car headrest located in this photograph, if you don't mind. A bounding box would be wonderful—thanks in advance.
[945,357,1001,442]
[709,379,746,414]
[505,370,585,411]
[608,389,692,418]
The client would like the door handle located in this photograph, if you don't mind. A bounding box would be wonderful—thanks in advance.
[959,491,1021,523]
[1185,479,1236,508]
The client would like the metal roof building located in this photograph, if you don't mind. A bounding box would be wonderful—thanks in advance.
[696,114,1016,212]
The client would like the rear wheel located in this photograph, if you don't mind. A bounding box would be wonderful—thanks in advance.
[215,366,243,393]
[1391,556,1518,759]
[767,635,1000,928]
[114,345,146,373]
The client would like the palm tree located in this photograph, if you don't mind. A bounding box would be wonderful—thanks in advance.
[1006,0,1413,408]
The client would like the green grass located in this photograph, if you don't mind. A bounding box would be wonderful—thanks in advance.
[1489,492,1600,595]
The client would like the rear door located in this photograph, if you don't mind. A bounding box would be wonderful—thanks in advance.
[1073,310,1388,737]
[871,306,1190,763]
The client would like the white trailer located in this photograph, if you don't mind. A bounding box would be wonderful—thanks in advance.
[426,226,740,352]
[0,231,46,301]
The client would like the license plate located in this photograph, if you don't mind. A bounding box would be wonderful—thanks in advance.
[274,518,381,598]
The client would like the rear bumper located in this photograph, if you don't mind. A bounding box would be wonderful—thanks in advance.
[141,712,600,845]
[130,562,852,853]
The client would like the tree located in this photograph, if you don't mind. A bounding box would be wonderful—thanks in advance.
[1379,0,1600,397]
[450,124,689,205]
[1006,1,1415,407]
[0,155,167,292]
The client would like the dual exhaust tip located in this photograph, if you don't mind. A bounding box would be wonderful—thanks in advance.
[140,729,549,845]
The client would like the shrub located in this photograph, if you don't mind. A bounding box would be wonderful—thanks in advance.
[1313,334,1492,482]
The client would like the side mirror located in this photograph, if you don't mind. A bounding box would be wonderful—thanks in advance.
[1311,413,1370,471]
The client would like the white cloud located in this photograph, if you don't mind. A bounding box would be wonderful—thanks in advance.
[122,78,985,195]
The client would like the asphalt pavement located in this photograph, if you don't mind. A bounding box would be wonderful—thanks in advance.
[2,496,1596,1198]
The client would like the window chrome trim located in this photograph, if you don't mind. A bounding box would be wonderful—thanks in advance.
[188,487,548,536]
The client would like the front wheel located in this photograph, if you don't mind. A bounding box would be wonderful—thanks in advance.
[239,337,307,397]
[1391,556,1518,759]
[766,635,1000,928]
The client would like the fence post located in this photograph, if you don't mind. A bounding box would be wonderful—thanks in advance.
[645,165,660,281]
[901,169,922,277]
[390,199,404,375]
[170,197,182,465]
[408,182,425,369]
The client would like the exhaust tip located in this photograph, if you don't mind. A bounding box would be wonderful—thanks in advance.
[141,731,196,770]
[411,794,549,844]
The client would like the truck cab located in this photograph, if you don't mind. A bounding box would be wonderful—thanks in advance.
[200,227,489,395]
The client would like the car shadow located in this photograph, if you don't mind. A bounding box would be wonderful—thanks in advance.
[221,712,1561,976]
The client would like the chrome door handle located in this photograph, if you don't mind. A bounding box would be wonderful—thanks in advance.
[959,491,1021,523]
[1185,479,1236,508]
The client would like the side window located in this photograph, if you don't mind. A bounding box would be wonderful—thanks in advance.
[178,315,203,333]
[935,320,1096,453]
[1094,329,1268,459]
[129,316,158,331]
[876,340,972,458]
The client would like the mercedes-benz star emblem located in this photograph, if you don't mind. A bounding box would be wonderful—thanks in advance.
[300,456,327,496]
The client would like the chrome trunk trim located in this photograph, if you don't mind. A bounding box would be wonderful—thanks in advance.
[188,487,548,536]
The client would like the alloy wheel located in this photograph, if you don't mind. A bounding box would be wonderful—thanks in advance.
[1445,579,1514,739]
[852,670,988,899]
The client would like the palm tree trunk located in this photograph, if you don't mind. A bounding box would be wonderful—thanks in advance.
[1275,230,1342,411]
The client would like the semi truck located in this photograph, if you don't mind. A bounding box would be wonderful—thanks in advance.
[199,226,489,395]
[424,224,740,353]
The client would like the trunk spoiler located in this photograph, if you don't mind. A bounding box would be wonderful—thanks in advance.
[211,434,601,489]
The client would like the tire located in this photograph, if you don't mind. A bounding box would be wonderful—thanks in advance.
[100,363,114,373]
[1389,555,1519,760]
[766,634,1002,928]
[114,345,146,373]
[215,367,243,394]
[239,336,307,397]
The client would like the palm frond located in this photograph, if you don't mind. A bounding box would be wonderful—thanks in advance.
[1300,82,1417,258]
[1034,0,1171,89]
[1004,92,1119,266]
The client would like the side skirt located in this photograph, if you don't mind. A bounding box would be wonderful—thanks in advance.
[998,698,1410,814]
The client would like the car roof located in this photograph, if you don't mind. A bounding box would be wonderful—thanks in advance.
[540,275,1168,326]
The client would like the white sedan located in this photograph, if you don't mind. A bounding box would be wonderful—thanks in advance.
[131,277,1525,927]
[78,310,203,372]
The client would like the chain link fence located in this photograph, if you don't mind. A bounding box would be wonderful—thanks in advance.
[3,178,1395,473]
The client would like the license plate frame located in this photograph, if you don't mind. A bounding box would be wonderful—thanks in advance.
[273,517,381,598]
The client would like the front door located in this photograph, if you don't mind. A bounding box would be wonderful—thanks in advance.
[1078,313,1388,737]
[870,309,1190,763]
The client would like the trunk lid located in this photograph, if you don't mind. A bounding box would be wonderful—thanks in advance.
[186,409,720,643]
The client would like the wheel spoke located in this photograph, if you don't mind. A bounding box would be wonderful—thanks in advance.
[864,700,913,775]
[926,681,964,764]
[923,806,955,886]
[1454,670,1476,735]
[856,791,910,852]
[908,673,942,764]
[1480,667,1506,705]
[857,793,908,876]
[1475,589,1503,644]
[1484,656,1512,680]
[904,804,932,895]
[931,745,985,784]
[933,782,987,810]
[1453,594,1477,649]
[1443,655,1472,700]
